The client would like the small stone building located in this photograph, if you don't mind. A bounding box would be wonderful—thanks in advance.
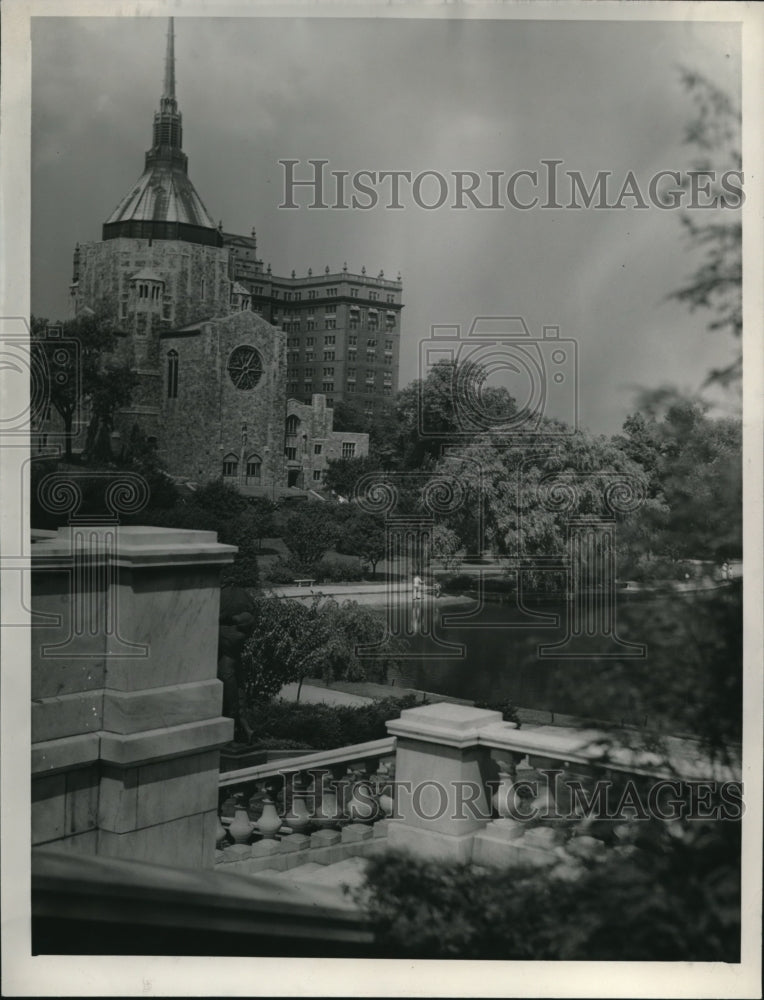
[285,395,368,490]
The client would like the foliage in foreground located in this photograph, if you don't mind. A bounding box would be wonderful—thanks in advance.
[357,819,740,961]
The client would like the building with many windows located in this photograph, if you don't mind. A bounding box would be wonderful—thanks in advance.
[63,19,382,493]
[222,230,403,416]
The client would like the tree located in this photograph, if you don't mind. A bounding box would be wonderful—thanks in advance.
[323,454,378,499]
[284,504,339,566]
[239,596,403,704]
[614,394,742,565]
[81,366,138,464]
[431,523,465,573]
[338,510,387,576]
[31,309,134,461]
[395,360,516,471]
[670,69,742,387]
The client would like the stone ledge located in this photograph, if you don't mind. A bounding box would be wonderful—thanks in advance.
[32,689,104,743]
[102,679,224,735]
[32,732,101,775]
[99,717,233,767]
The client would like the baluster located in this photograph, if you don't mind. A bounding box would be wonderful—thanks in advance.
[314,772,343,829]
[256,793,282,840]
[229,792,255,844]
[283,772,312,833]
[347,766,378,823]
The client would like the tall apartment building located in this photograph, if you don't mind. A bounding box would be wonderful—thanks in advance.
[222,230,403,417]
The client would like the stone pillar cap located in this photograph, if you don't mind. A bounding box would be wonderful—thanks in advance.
[386,702,502,748]
[31,525,238,569]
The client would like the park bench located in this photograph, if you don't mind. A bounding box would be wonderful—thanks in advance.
[294,578,315,588]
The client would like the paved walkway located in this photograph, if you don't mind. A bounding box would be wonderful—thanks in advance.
[277,682,374,707]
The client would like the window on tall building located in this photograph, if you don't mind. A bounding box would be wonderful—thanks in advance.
[305,351,314,362]
[285,446,297,461]
[347,368,356,379]
[323,350,335,361]
[386,293,395,303]
[350,288,359,298]
[383,387,392,396]
[385,339,393,350]
[325,318,336,330]
[323,367,334,376]
[306,337,315,346]
[369,291,379,301]
[364,403,374,417]
[307,319,315,331]
[308,290,317,300]
[342,442,356,459]
[314,444,322,455]
[322,381,334,393]
[222,454,238,478]
[324,335,336,345]
[200,278,206,300]
[245,456,262,483]
[327,288,337,297]
[349,319,359,331]
[167,350,179,399]
[313,470,322,481]
[348,350,357,362]
[347,383,356,393]
[348,335,357,346]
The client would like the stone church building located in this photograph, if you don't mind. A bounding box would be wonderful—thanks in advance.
[66,19,383,495]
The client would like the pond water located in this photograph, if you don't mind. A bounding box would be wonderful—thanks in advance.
[384,588,741,731]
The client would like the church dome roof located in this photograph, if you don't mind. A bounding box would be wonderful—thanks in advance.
[105,162,216,230]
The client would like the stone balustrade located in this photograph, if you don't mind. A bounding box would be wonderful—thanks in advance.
[214,737,397,875]
[215,703,741,880]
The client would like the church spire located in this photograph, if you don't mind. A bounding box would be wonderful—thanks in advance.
[150,17,183,157]
[162,17,176,109]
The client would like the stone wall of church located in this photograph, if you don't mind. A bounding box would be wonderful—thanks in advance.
[73,237,232,366]
[160,311,287,491]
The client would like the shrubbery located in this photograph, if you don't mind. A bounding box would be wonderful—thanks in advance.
[245,694,422,750]
[358,818,740,961]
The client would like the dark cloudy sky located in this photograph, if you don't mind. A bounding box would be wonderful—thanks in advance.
[31,12,741,433]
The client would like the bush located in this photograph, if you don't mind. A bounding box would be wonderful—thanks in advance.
[265,558,297,584]
[473,697,520,726]
[313,557,365,583]
[441,574,474,594]
[358,818,741,961]
[245,693,421,750]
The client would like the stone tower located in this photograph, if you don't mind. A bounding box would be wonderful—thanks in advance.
[70,17,233,441]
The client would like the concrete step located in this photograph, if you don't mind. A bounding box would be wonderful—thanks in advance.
[297,856,368,891]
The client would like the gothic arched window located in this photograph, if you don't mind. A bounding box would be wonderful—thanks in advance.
[285,414,299,437]
[222,453,239,478]
[245,454,262,484]
[167,350,179,399]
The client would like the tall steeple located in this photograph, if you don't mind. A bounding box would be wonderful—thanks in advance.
[150,17,183,159]
[102,17,220,245]
[162,17,176,110]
